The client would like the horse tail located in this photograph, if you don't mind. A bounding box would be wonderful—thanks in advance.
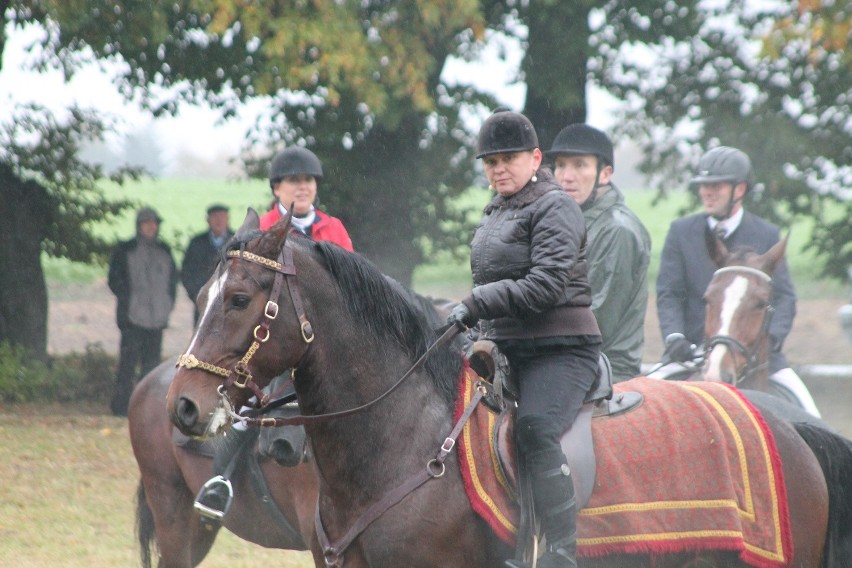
[135,481,157,568]
[793,422,852,566]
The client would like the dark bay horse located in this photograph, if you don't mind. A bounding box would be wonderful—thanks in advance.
[166,211,852,567]
[129,358,317,567]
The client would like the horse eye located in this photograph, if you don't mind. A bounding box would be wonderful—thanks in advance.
[230,295,251,309]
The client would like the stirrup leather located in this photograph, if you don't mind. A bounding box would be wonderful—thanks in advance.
[194,475,234,521]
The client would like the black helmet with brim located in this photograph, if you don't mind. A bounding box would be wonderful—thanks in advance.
[545,124,614,170]
[269,147,323,186]
[476,109,539,159]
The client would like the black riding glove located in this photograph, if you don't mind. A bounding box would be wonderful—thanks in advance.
[447,303,478,329]
[664,333,694,363]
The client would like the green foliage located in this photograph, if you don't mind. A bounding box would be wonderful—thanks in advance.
[0,342,115,404]
[11,1,496,283]
[582,0,850,280]
[0,103,142,264]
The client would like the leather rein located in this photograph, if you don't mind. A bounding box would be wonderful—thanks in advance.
[703,265,775,386]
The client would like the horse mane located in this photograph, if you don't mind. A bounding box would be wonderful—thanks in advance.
[311,241,462,406]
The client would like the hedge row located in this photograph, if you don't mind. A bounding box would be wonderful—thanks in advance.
[0,342,116,404]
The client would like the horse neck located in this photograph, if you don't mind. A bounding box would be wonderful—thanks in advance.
[297,331,454,501]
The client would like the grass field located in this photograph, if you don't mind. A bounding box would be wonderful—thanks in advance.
[0,403,313,567]
[42,177,846,300]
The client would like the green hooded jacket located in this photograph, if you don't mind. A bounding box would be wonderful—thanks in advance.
[582,184,651,380]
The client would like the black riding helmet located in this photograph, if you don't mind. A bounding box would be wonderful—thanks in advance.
[545,124,614,170]
[691,146,755,220]
[545,124,614,209]
[690,146,754,190]
[269,147,323,191]
[476,108,539,159]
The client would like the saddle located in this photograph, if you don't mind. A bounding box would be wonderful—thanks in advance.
[466,340,642,561]
[467,338,640,417]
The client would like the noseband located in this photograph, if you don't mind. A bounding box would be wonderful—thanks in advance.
[176,247,314,407]
[704,265,774,386]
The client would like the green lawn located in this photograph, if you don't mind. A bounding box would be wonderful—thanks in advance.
[42,178,846,300]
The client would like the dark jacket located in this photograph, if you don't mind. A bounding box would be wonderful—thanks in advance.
[181,230,234,303]
[464,168,600,342]
[108,237,178,331]
[583,184,651,380]
[656,210,796,372]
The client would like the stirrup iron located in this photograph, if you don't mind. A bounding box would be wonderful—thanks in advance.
[193,475,234,521]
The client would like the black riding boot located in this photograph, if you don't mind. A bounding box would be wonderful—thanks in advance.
[506,443,578,568]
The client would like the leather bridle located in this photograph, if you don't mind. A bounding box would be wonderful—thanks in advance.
[703,265,774,386]
[176,246,314,408]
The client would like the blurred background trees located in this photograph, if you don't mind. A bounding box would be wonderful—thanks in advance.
[1,0,849,361]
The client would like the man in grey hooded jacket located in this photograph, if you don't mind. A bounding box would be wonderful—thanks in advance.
[108,207,177,416]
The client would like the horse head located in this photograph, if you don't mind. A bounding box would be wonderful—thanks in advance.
[702,236,787,387]
[167,209,318,438]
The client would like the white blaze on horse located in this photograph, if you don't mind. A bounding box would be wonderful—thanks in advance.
[702,237,785,388]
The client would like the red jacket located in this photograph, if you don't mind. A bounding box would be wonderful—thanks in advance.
[259,206,354,252]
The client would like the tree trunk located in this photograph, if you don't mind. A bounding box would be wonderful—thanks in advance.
[324,124,431,286]
[522,3,591,150]
[0,164,51,362]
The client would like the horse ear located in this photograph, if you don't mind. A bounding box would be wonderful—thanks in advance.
[234,208,260,239]
[760,234,789,274]
[709,235,729,268]
[261,202,294,255]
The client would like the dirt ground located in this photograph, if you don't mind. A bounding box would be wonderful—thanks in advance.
[47,278,852,436]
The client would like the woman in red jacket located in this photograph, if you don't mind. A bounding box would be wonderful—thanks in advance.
[259,147,354,251]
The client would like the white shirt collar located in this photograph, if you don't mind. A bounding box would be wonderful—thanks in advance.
[707,207,744,239]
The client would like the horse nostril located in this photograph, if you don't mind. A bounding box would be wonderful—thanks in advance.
[270,440,298,467]
[175,396,199,429]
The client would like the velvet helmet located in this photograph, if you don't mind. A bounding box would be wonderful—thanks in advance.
[268,147,324,189]
[476,109,539,159]
[690,146,754,191]
[546,124,614,170]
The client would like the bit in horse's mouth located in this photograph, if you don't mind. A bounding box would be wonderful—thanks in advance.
[207,406,232,437]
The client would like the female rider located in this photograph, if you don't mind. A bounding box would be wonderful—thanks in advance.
[259,146,353,251]
[447,109,601,568]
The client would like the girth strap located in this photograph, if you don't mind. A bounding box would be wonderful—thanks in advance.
[315,383,487,567]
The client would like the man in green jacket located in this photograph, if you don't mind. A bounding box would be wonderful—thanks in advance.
[546,125,651,381]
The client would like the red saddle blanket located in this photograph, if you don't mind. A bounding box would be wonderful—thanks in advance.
[454,374,792,567]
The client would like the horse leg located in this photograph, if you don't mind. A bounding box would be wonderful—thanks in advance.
[139,469,219,568]
[129,361,221,568]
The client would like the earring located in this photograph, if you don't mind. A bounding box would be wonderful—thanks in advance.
[488,184,494,190]
[531,174,538,182]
